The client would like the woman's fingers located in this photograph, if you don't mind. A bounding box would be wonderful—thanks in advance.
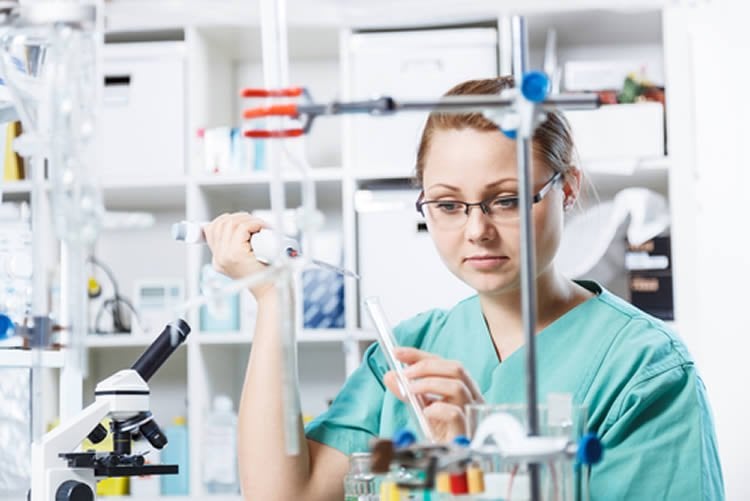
[383,371,405,400]
[422,401,467,441]
[401,356,483,403]
[383,371,468,441]
[393,346,438,365]
[203,213,273,299]
[408,376,472,405]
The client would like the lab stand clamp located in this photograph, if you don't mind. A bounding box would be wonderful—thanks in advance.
[370,425,603,498]
[29,320,191,501]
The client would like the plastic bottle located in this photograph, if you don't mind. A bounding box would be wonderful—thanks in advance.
[160,416,190,495]
[203,395,239,493]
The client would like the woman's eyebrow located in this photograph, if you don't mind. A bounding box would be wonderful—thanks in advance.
[426,178,517,193]
[485,178,517,190]
[425,183,460,192]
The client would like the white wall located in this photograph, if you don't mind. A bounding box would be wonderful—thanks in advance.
[665,5,750,499]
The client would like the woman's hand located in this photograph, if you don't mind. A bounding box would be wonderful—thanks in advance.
[383,347,484,442]
[203,212,273,301]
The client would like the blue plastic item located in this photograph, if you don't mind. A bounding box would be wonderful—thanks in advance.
[500,128,517,140]
[160,417,190,495]
[521,71,551,103]
[577,432,603,465]
[393,429,417,449]
[0,313,14,339]
[452,435,471,447]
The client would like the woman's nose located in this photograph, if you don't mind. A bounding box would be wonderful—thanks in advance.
[464,206,496,243]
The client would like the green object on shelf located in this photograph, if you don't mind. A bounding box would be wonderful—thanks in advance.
[618,75,643,104]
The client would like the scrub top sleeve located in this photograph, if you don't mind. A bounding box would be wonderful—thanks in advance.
[305,342,386,456]
[590,364,725,500]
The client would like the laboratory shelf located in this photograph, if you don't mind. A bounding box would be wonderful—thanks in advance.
[0,179,34,194]
[0,348,64,368]
[196,328,376,345]
[195,331,252,345]
[85,334,158,348]
[354,171,415,182]
[100,177,187,210]
[193,166,343,186]
[582,155,671,175]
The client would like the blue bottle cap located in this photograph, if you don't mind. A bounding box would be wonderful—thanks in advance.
[393,429,416,449]
[0,314,13,340]
[453,435,471,447]
[577,433,603,465]
[501,128,517,140]
[521,71,551,103]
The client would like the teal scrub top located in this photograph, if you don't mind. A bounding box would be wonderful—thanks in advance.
[305,281,724,500]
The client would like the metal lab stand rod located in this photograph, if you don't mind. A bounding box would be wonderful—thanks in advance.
[243,92,598,137]
[511,15,542,501]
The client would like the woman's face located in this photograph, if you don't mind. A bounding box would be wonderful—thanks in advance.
[421,128,569,297]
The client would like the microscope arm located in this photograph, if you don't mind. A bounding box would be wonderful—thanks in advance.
[30,399,110,501]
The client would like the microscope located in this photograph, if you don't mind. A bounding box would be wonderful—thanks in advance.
[30,319,191,501]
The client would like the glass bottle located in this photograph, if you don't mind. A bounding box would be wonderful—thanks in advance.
[344,452,378,501]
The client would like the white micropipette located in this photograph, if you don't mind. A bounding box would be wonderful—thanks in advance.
[171,220,359,279]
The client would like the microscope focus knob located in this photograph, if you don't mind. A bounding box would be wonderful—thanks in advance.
[55,480,94,501]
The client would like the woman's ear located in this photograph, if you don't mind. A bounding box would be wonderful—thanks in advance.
[562,166,582,211]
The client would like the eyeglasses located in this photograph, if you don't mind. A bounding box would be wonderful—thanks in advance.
[415,171,562,230]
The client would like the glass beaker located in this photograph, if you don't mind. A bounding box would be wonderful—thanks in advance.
[465,401,589,501]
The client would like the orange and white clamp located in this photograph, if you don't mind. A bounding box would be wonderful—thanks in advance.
[241,86,316,138]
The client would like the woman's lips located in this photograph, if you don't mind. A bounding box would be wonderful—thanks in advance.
[464,255,509,270]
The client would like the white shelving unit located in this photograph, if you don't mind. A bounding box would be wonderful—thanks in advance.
[0,349,64,368]
[13,1,744,498]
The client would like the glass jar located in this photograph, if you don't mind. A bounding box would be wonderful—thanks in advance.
[344,452,378,501]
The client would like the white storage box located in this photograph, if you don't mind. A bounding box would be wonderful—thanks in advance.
[347,28,498,178]
[563,102,664,162]
[356,188,474,328]
[96,42,185,183]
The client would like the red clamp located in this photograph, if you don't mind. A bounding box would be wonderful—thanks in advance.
[241,86,310,138]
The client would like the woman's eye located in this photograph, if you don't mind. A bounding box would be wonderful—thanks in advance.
[492,197,518,210]
[435,202,463,213]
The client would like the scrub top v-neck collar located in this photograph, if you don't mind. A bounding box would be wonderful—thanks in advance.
[473,280,603,398]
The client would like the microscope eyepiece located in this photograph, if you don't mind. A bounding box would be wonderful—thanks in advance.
[131,319,191,382]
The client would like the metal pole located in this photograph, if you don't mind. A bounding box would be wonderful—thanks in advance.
[512,15,542,501]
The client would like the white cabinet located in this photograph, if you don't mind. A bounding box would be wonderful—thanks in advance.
[97,43,186,183]
[346,28,498,177]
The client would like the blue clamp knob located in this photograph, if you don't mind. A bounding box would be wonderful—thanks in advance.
[577,433,603,465]
[501,128,517,140]
[393,429,417,449]
[521,71,551,103]
[453,435,471,447]
[0,314,13,340]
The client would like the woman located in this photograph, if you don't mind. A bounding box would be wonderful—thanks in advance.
[205,77,723,500]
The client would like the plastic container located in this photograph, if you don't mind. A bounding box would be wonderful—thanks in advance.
[203,395,239,494]
[160,416,190,495]
[199,264,240,332]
